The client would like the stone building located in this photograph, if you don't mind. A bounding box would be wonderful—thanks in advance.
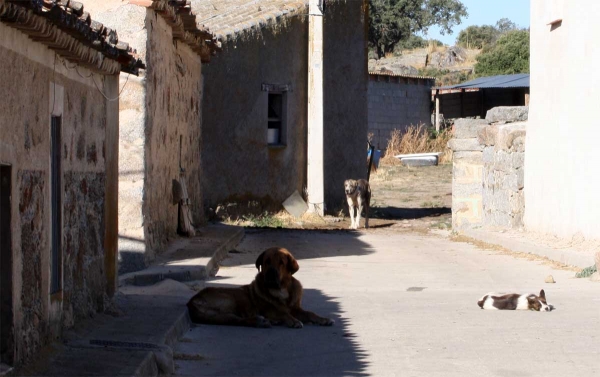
[199,0,369,216]
[82,1,220,273]
[0,0,142,366]
[367,72,435,150]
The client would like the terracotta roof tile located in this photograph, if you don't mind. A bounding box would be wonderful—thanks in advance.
[190,0,308,41]
[0,0,144,75]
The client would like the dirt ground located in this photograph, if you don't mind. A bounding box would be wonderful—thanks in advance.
[226,163,453,232]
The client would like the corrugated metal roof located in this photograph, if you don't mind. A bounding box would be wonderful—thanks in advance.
[437,73,529,89]
[369,71,435,80]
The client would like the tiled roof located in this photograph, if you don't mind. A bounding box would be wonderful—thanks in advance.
[190,0,308,41]
[0,0,144,75]
[130,0,221,62]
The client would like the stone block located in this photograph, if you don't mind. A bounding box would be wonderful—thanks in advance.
[453,161,484,185]
[448,138,484,152]
[512,152,525,169]
[477,124,500,146]
[482,146,494,164]
[454,118,489,139]
[486,106,529,123]
[495,123,527,151]
[509,191,525,214]
[452,196,483,229]
[512,135,526,152]
[516,167,524,190]
[453,151,483,165]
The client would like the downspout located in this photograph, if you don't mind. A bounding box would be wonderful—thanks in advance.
[307,0,324,215]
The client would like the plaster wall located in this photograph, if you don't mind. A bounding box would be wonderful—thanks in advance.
[323,0,369,212]
[526,1,600,241]
[201,18,308,211]
[0,22,117,365]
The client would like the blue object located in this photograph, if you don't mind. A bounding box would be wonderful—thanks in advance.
[367,149,382,168]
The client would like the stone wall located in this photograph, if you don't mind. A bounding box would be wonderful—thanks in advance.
[368,75,434,150]
[449,107,528,231]
[88,4,205,273]
[0,22,117,365]
[142,11,204,268]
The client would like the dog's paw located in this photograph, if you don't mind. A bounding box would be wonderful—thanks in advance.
[256,316,272,328]
[320,318,335,326]
[287,319,304,329]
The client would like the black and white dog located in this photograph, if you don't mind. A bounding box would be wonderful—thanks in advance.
[478,290,554,311]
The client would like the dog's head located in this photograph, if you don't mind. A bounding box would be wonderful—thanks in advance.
[344,179,358,195]
[255,247,299,289]
[528,289,554,311]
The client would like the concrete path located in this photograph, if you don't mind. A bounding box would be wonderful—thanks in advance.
[174,228,600,377]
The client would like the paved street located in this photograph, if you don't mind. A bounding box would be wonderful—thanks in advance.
[174,228,600,377]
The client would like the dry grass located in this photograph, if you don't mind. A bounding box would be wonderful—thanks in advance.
[380,124,453,165]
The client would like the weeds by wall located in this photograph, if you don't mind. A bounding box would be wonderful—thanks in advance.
[380,124,453,165]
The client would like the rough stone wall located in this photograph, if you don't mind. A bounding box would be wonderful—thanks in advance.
[90,4,205,273]
[201,18,308,211]
[0,23,114,365]
[143,11,204,266]
[62,172,106,327]
[368,77,433,150]
[17,170,46,364]
[323,0,369,212]
[449,108,528,231]
[481,124,526,228]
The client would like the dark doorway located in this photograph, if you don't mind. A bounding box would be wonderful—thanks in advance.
[0,164,13,365]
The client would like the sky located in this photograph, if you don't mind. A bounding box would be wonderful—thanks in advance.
[424,0,530,46]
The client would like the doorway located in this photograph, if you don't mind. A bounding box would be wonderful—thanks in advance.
[0,164,13,365]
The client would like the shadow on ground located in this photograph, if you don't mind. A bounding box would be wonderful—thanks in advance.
[371,206,451,220]
[175,284,369,377]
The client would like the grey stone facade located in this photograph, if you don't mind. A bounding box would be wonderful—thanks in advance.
[449,107,528,231]
[368,74,435,150]
[87,3,213,274]
[201,0,368,215]
[0,15,124,365]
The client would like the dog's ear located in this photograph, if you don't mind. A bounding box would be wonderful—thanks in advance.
[255,251,266,272]
[287,254,299,275]
[539,289,546,299]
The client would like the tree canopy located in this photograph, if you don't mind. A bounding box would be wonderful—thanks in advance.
[474,30,530,76]
[456,25,497,49]
[456,18,520,49]
[369,0,467,57]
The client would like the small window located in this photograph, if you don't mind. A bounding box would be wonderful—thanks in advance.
[267,92,286,146]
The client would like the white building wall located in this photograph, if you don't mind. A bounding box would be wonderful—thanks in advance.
[525,0,600,240]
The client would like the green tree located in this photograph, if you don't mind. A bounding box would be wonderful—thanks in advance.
[474,30,530,76]
[369,0,467,57]
[456,25,497,49]
[495,18,518,34]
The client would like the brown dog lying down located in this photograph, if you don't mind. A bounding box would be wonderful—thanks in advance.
[187,247,334,328]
